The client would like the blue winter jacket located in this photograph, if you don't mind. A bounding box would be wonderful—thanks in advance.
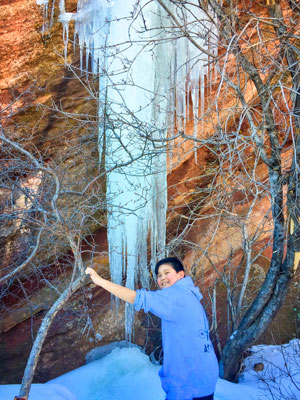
[134,276,219,400]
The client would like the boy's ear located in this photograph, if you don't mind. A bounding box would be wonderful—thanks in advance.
[178,270,185,279]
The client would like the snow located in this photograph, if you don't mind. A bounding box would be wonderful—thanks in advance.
[0,383,77,400]
[48,347,164,400]
[240,339,300,399]
[1,340,299,400]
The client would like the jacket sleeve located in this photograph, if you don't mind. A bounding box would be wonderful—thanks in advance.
[134,288,181,321]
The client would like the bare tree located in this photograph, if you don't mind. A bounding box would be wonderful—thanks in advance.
[0,81,106,398]
[158,0,300,382]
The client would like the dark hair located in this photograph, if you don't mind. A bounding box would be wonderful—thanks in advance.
[155,257,185,275]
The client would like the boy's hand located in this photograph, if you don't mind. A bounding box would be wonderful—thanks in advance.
[85,266,136,304]
[85,267,101,284]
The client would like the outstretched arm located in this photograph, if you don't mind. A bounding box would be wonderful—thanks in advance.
[85,267,136,304]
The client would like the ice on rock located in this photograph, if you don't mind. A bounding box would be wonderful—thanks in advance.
[48,347,165,400]
[36,0,50,33]
[73,0,171,340]
[35,0,217,339]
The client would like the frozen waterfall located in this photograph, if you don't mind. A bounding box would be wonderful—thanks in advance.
[37,0,217,340]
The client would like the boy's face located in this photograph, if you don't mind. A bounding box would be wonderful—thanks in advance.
[156,264,185,289]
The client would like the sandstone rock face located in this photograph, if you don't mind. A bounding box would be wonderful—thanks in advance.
[0,0,113,384]
[0,0,100,273]
[0,0,298,386]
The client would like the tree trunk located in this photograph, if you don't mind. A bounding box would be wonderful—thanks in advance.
[221,242,295,381]
[17,275,84,399]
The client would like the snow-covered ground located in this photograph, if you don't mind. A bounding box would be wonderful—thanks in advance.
[1,340,299,400]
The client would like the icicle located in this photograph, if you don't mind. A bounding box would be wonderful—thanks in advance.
[167,0,218,164]
[50,0,55,29]
[36,0,49,6]
[138,218,149,289]
[168,60,176,169]
[60,13,74,60]
[58,0,74,61]
[200,70,205,135]
[192,85,199,163]
[36,0,49,34]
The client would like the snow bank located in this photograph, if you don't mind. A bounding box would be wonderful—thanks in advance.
[0,383,77,400]
[240,339,300,399]
[49,347,165,400]
[1,340,299,400]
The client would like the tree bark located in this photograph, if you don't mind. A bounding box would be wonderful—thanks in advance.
[221,236,295,380]
[17,275,84,398]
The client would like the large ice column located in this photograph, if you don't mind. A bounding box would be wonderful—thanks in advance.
[103,1,171,340]
[37,0,217,340]
[57,0,171,340]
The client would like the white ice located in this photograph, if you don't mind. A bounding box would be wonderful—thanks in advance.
[36,0,218,338]
[66,0,172,339]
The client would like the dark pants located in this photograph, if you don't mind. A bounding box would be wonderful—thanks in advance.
[166,394,214,400]
[194,395,214,400]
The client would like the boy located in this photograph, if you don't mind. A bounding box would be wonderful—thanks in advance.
[85,257,219,400]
